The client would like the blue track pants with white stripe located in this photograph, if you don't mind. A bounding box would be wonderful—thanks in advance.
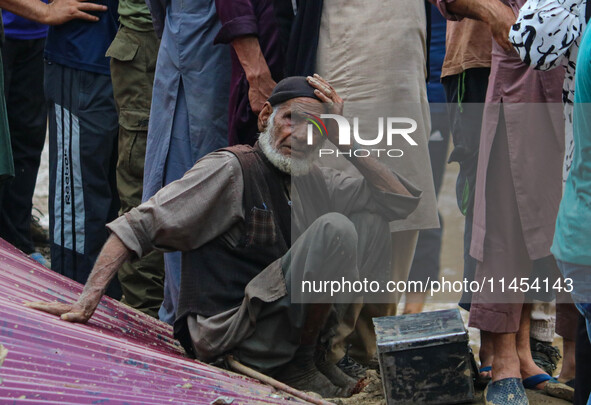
[45,61,121,298]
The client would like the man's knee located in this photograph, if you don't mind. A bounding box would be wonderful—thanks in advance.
[350,212,389,240]
[350,212,391,266]
[291,213,359,287]
[313,213,358,253]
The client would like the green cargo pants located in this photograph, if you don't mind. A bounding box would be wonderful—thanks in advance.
[107,26,164,318]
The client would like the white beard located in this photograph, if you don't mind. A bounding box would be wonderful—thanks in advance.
[258,109,318,176]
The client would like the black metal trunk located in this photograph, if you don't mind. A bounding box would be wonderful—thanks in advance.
[374,309,475,405]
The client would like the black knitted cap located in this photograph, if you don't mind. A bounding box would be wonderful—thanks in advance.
[267,76,322,106]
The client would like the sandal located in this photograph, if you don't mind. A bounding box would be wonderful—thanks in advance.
[522,374,574,402]
[476,366,492,390]
[480,366,492,374]
[484,378,528,405]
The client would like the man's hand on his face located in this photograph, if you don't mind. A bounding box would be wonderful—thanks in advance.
[306,74,343,147]
[43,0,107,24]
[25,287,103,323]
[306,74,343,115]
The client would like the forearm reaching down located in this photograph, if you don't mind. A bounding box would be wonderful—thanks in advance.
[84,234,132,298]
[232,36,276,114]
[26,234,131,323]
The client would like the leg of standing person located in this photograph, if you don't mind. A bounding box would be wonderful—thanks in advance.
[317,0,439,368]
[45,62,121,298]
[404,106,450,314]
[332,98,431,366]
[143,0,231,325]
[442,67,493,376]
[470,108,572,402]
[0,52,13,185]
[556,260,591,403]
[469,108,533,393]
[107,26,165,318]
[156,79,192,325]
[574,314,591,405]
[529,256,578,382]
[529,258,576,379]
[0,38,46,256]
[529,301,560,375]
[0,54,12,236]
[556,301,578,382]
[441,68,489,308]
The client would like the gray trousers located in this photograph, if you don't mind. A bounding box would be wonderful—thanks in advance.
[188,211,391,375]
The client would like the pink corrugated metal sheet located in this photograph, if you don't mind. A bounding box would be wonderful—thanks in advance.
[0,239,309,404]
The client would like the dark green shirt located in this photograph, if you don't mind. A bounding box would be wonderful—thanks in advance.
[118,0,153,32]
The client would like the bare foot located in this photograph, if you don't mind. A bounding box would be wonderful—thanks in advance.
[520,362,551,389]
[516,303,551,389]
[402,292,426,314]
[518,345,552,389]
[491,333,521,382]
[557,338,575,383]
[479,331,494,379]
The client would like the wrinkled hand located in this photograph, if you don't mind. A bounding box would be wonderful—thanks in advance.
[248,72,276,115]
[44,0,107,25]
[25,289,102,323]
[306,74,343,147]
[488,3,516,52]
[307,74,343,115]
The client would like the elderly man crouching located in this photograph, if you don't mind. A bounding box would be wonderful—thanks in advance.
[27,76,421,398]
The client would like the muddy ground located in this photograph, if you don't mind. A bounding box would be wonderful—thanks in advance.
[329,370,571,405]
